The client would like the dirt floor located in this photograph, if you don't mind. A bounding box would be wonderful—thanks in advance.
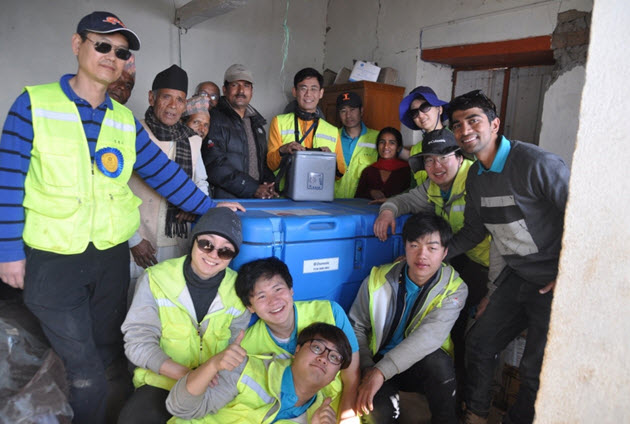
[398,391,507,423]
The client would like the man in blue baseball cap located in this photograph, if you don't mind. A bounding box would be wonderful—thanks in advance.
[0,11,242,424]
[398,86,449,185]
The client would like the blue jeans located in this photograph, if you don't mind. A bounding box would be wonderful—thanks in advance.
[464,269,553,424]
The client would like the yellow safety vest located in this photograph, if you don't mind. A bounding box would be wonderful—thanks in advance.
[241,300,343,409]
[409,141,428,186]
[334,128,379,198]
[23,82,140,254]
[425,159,490,267]
[133,256,246,391]
[168,354,325,424]
[273,113,340,191]
[276,113,339,153]
[367,262,464,357]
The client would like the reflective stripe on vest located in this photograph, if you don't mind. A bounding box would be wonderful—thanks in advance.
[133,257,245,391]
[426,159,490,267]
[334,128,379,198]
[23,82,140,254]
[167,355,324,424]
[240,300,344,410]
[275,113,338,151]
[367,262,463,357]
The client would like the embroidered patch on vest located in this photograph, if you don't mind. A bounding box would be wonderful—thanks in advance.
[95,147,124,178]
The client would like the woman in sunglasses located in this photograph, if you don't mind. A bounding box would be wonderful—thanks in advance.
[398,86,449,185]
[119,207,250,423]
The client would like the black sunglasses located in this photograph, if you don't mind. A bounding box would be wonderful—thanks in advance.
[84,37,132,61]
[195,238,237,260]
[408,102,433,119]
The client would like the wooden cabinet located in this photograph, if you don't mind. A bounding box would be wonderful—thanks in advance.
[320,81,405,131]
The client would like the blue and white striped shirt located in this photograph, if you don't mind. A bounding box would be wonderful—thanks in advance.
[0,74,215,262]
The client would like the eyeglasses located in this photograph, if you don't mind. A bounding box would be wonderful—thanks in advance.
[423,152,457,167]
[197,91,218,101]
[408,102,433,119]
[195,238,237,260]
[84,36,132,61]
[307,339,343,365]
[297,85,321,94]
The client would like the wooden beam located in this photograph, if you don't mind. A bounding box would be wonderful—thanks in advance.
[422,36,554,69]
[175,0,249,29]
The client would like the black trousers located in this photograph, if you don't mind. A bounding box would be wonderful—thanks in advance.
[449,254,489,397]
[118,385,171,424]
[23,242,130,424]
[363,349,458,424]
[465,269,553,424]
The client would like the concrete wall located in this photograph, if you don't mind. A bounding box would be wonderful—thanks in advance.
[535,0,630,421]
[0,0,328,125]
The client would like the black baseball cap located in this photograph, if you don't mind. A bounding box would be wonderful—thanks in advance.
[77,11,141,50]
[408,129,460,171]
[336,92,362,109]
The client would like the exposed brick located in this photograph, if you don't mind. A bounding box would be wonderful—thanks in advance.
[566,31,589,47]
[557,9,589,23]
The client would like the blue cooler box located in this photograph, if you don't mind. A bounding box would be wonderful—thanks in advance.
[230,199,409,311]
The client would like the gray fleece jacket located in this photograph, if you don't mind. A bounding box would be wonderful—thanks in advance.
[349,261,467,380]
[121,269,251,375]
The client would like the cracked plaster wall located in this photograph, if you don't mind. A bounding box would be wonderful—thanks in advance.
[0,0,328,124]
[324,0,592,153]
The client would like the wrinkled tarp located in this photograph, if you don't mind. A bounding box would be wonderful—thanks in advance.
[0,299,73,424]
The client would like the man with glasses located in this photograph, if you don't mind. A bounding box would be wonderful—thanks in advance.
[446,90,569,424]
[234,257,361,423]
[120,207,250,423]
[166,322,352,424]
[351,212,467,424]
[203,64,277,199]
[373,128,492,405]
[0,12,240,424]
[267,67,345,176]
[194,81,221,110]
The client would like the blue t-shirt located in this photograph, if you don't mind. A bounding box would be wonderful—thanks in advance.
[378,266,424,355]
[340,122,367,166]
[478,135,511,175]
[273,366,317,422]
[269,301,360,354]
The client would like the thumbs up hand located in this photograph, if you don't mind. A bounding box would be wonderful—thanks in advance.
[212,330,247,372]
[311,398,336,424]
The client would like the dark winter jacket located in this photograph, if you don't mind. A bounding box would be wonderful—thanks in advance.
[202,97,274,198]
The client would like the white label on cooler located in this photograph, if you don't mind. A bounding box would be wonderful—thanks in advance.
[303,257,339,273]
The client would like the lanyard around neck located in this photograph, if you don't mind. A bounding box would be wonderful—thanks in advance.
[294,113,319,145]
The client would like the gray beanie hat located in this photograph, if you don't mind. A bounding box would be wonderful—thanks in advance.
[191,207,243,254]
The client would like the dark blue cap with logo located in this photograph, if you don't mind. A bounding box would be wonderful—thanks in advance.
[77,11,141,50]
[408,128,460,171]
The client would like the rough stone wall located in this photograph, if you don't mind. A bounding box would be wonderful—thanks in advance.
[550,9,591,84]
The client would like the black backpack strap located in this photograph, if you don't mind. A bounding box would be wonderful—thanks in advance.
[274,153,294,195]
